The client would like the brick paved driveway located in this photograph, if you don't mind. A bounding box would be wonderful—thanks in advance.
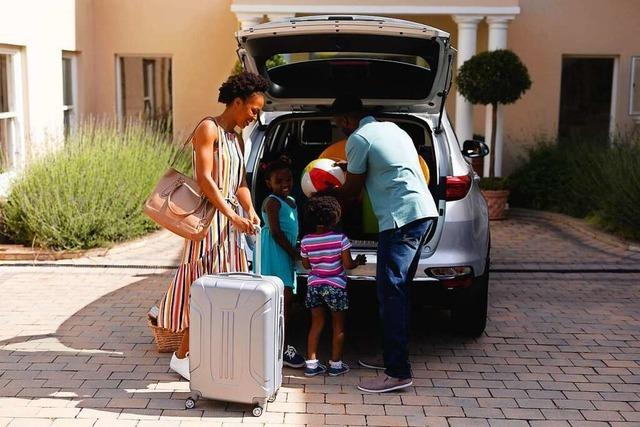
[0,215,638,427]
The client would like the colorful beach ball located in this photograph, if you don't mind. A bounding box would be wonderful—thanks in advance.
[300,158,346,197]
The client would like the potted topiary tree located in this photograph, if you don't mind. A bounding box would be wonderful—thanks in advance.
[457,49,532,219]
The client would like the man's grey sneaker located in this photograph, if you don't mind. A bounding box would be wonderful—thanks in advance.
[358,358,385,370]
[283,345,306,368]
[328,362,350,376]
[304,363,327,377]
[357,375,413,393]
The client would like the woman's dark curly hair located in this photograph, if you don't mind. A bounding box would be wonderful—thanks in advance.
[218,72,270,104]
[305,196,342,229]
[262,158,291,180]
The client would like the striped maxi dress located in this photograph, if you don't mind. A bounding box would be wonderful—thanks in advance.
[157,122,249,333]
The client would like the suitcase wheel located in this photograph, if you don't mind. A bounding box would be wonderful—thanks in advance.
[268,391,277,403]
[252,406,263,417]
[185,397,197,410]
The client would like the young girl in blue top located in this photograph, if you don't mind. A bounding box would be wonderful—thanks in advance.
[257,159,306,368]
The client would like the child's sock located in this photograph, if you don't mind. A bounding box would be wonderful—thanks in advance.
[329,360,343,369]
[306,359,319,369]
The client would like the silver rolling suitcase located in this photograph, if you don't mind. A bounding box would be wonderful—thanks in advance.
[185,227,284,416]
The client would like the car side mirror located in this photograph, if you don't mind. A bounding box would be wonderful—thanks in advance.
[462,139,490,158]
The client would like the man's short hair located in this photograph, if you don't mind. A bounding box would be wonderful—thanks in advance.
[331,95,363,116]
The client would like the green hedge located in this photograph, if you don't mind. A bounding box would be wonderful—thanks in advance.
[510,136,640,240]
[2,120,190,250]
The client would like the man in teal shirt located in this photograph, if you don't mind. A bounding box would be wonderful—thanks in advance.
[330,95,437,393]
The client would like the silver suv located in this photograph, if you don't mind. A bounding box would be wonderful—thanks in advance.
[238,15,491,336]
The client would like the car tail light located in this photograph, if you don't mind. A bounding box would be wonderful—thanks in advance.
[445,175,472,201]
[426,266,473,289]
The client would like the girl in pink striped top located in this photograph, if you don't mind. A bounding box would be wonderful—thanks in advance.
[300,196,366,377]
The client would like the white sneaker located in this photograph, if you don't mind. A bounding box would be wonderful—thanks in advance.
[170,352,190,381]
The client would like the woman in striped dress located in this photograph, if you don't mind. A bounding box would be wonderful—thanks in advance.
[158,72,269,380]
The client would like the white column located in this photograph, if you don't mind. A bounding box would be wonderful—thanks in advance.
[236,13,262,30]
[453,15,483,145]
[483,15,515,177]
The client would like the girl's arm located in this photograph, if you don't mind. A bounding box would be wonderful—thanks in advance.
[341,248,366,270]
[301,257,311,270]
[264,197,300,260]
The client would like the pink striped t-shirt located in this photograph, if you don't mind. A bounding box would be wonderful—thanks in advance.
[300,232,351,289]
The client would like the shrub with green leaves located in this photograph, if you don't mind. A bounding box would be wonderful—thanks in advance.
[478,176,511,191]
[594,141,640,238]
[509,139,582,214]
[510,136,640,241]
[2,120,190,250]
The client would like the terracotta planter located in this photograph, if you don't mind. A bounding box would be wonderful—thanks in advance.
[481,189,510,220]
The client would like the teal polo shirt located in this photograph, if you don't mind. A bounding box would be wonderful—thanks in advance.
[346,116,438,232]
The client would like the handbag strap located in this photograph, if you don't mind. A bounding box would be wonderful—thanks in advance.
[169,116,218,168]
[170,116,226,194]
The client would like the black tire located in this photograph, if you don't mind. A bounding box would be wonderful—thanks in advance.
[452,246,490,337]
[451,269,488,337]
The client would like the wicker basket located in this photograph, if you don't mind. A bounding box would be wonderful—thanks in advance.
[147,318,184,353]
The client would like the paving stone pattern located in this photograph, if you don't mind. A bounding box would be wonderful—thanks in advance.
[0,218,638,426]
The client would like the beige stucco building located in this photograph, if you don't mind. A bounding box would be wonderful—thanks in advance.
[1,0,639,188]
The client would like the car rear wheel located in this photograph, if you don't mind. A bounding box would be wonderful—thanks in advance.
[451,251,489,337]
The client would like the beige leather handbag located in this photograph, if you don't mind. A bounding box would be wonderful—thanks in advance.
[143,117,220,241]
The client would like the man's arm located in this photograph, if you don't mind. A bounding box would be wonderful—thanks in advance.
[335,172,366,199]
[333,134,369,199]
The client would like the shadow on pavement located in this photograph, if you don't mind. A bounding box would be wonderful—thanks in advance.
[0,272,479,420]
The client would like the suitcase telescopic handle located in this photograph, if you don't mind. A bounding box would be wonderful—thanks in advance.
[221,225,262,278]
[252,224,261,275]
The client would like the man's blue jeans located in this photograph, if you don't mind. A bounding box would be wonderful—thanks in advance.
[376,217,433,380]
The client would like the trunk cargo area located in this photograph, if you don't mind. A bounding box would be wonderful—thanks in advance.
[252,113,440,248]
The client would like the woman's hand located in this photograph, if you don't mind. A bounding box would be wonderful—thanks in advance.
[248,209,261,228]
[230,214,255,235]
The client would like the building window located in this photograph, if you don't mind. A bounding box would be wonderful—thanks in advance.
[0,47,23,172]
[558,56,616,144]
[62,53,78,137]
[116,56,172,132]
[142,59,156,119]
[630,56,640,116]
